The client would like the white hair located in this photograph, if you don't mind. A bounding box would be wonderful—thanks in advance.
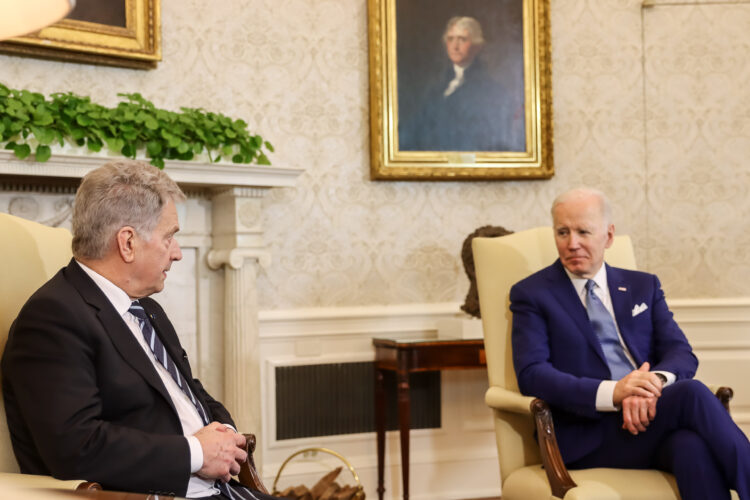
[550,187,612,226]
[443,16,485,47]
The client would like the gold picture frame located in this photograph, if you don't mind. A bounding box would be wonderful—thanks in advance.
[0,0,160,69]
[368,0,552,180]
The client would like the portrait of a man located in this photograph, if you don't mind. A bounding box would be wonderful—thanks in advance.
[397,1,525,153]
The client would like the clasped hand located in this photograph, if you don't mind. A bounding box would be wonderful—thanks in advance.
[612,362,664,436]
[194,422,248,483]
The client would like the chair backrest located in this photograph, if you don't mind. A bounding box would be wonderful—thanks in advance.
[473,227,636,481]
[0,213,73,473]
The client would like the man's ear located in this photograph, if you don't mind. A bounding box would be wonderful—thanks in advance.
[604,223,615,249]
[115,226,137,263]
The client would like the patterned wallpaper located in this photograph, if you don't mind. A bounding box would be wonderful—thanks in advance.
[1,0,749,308]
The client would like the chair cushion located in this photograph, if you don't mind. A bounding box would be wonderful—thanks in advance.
[503,465,680,500]
[505,464,740,499]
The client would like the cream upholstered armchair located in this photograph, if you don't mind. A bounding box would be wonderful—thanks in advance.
[0,212,96,490]
[472,227,736,500]
[0,212,268,494]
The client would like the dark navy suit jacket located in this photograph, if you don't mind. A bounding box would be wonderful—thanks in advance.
[2,259,233,496]
[510,260,698,463]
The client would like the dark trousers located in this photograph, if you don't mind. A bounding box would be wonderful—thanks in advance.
[568,380,750,500]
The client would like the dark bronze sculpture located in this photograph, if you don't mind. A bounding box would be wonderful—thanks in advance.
[460,225,513,318]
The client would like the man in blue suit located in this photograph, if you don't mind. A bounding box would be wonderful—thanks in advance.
[510,187,750,500]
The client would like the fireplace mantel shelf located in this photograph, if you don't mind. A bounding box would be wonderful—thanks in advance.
[0,150,303,189]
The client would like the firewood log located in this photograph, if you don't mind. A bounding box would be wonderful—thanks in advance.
[319,482,341,500]
[332,485,358,500]
[310,466,343,498]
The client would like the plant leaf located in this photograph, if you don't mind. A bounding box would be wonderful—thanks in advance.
[146,140,162,156]
[35,145,52,162]
[13,143,31,159]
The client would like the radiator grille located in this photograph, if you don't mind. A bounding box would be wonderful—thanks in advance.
[275,362,441,440]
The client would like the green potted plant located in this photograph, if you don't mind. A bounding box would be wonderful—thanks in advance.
[0,82,273,168]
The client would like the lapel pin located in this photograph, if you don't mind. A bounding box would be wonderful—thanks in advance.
[618,287,627,291]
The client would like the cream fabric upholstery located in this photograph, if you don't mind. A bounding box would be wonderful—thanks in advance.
[0,213,85,489]
[473,227,735,500]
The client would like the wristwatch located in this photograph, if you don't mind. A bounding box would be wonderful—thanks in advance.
[654,372,667,386]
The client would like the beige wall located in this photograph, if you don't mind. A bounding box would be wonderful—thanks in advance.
[1,0,749,309]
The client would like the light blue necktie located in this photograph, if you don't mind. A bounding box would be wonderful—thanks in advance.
[585,280,634,380]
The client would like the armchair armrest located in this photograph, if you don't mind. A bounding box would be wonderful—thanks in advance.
[484,386,535,415]
[530,399,577,499]
[238,433,269,494]
[706,385,733,412]
[0,472,100,491]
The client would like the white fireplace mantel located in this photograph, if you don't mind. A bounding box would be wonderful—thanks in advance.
[0,150,304,470]
[0,150,303,189]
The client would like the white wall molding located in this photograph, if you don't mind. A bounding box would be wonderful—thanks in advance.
[258,298,750,339]
[670,297,750,322]
[259,302,463,339]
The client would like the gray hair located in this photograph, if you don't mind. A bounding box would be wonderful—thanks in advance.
[72,159,186,260]
[551,187,613,226]
[443,16,485,47]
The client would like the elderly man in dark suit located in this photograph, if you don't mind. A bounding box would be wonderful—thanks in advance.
[510,187,750,500]
[2,160,277,499]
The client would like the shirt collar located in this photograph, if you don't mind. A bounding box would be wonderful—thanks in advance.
[75,260,134,315]
[565,262,608,298]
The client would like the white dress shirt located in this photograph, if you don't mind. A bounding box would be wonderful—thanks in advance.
[564,263,675,411]
[443,64,466,97]
[76,261,218,497]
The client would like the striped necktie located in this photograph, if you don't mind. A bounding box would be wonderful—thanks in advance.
[129,303,263,500]
[128,301,209,425]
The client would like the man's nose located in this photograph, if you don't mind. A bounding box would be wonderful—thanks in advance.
[171,240,183,261]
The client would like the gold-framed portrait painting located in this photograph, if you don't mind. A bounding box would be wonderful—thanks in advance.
[0,0,160,69]
[368,0,552,180]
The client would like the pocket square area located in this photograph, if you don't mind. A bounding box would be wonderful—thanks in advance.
[632,303,648,317]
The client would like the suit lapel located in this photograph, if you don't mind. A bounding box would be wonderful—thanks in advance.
[545,260,610,368]
[64,260,181,417]
[606,265,642,365]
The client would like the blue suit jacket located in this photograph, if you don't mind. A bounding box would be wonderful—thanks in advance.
[510,260,698,463]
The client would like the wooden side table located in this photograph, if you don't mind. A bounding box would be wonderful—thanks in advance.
[373,337,486,500]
